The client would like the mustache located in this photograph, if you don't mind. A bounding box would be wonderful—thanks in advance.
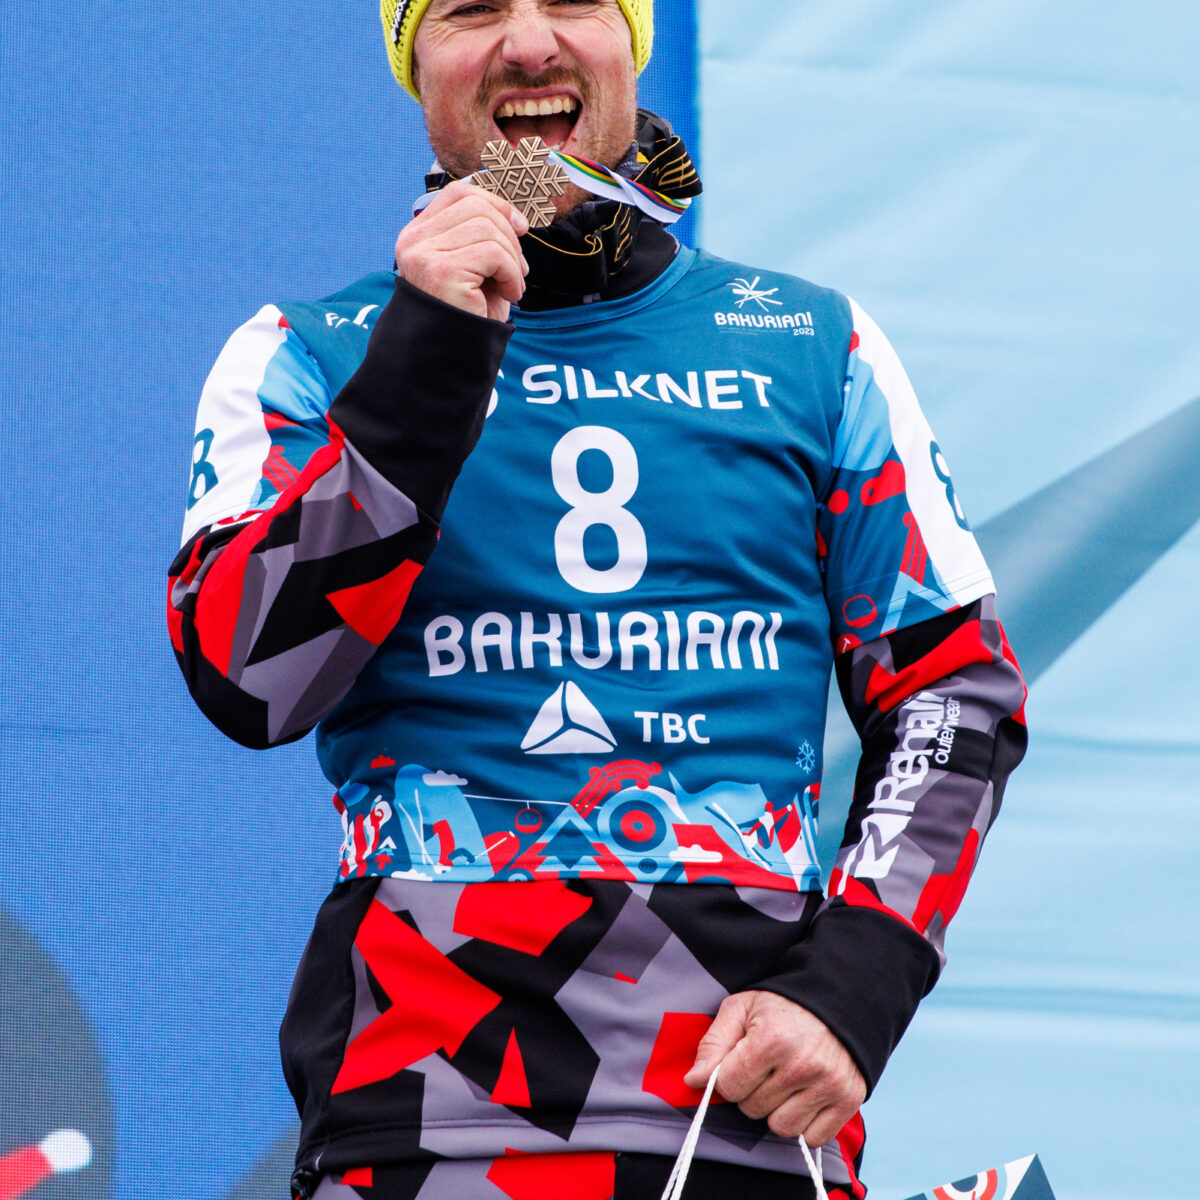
[475,66,592,111]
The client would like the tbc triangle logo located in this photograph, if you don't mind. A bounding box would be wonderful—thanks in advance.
[520,682,618,755]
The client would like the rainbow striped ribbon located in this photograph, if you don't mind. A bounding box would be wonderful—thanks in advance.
[413,151,692,225]
[548,151,691,224]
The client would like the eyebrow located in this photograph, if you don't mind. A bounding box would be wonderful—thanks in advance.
[427,0,504,12]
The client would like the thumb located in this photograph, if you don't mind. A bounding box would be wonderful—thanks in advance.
[684,995,751,1088]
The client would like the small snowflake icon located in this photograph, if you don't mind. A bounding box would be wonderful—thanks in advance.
[475,136,568,227]
[795,740,817,774]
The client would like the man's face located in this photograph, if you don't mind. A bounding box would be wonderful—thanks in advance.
[413,0,638,209]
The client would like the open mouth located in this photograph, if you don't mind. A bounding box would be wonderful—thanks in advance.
[493,95,581,150]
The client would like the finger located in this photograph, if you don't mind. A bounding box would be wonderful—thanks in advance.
[466,243,526,304]
[405,199,526,269]
[410,231,527,304]
[710,1031,781,1104]
[799,1095,861,1149]
[422,195,526,252]
[483,292,511,324]
[711,1000,811,1104]
[683,996,750,1088]
[751,1052,863,1130]
[422,214,527,264]
[759,1088,823,1140]
[460,180,531,235]
[416,180,529,237]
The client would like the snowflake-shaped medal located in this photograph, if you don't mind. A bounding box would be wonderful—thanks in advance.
[474,136,569,228]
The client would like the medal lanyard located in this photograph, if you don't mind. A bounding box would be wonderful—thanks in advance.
[412,137,693,227]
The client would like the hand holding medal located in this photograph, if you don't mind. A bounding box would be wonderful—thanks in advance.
[397,132,697,320]
[394,173,533,323]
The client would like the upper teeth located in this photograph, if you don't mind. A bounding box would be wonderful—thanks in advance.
[495,96,578,119]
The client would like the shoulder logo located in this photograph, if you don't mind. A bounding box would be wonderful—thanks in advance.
[730,277,782,311]
[716,278,815,334]
[521,682,617,755]
[324,304,379,330]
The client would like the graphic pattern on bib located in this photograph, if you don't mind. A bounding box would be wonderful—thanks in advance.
[334,760,822,891]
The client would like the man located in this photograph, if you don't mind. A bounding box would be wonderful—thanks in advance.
[169,2,1027,1197]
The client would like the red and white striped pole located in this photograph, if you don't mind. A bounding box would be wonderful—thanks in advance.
[0,1130,92,1200]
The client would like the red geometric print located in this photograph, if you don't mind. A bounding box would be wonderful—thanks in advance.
[262,410,298,432]
[193,437,344,674]
[864,619,991,713]
[166,595,185,655]
[490,1030,532,1108]
[486,1151,616,1200]
[999,625,1028,725]
[327,558,424,646]
[331,900,501,1094]
[452,881,593,956]
[191,524,258,676]
[641,1012,726,1109]
[670,825,793,889]
[912,828,980,934]
[262,444,300,492]
[167,538,206,653]
[900,511,928,582]
[828,871,918,934]
[862,460,905,506]
[835,1111,867,1198]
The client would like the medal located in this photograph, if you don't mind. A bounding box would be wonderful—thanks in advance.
[471,136,569,228]
[412,135,697,228]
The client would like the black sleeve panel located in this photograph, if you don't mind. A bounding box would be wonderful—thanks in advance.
[328,275,514,521]
[753,904,940,1095]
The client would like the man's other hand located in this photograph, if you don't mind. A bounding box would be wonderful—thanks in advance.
[395,181,530,323]
[684,991,866,1146]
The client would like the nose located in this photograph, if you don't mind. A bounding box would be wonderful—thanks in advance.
[500,5,561,74]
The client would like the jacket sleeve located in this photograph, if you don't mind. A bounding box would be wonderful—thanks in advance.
[752,300,1028,1094]
[754,597,1027,1094]
[168,277,512,749]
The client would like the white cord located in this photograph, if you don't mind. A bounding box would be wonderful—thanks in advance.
[659,1061,829,1200]
[798,1131,829,1200]
[660,1064,722,1200]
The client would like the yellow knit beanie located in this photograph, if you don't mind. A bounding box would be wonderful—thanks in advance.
[380,0,653,101]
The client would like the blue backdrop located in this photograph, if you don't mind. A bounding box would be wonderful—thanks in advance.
[697,4,1200,1198]
[2,3,1197,1200]
[1,4,694,1200]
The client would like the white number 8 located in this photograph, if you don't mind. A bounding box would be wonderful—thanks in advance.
[552,426,647,594]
